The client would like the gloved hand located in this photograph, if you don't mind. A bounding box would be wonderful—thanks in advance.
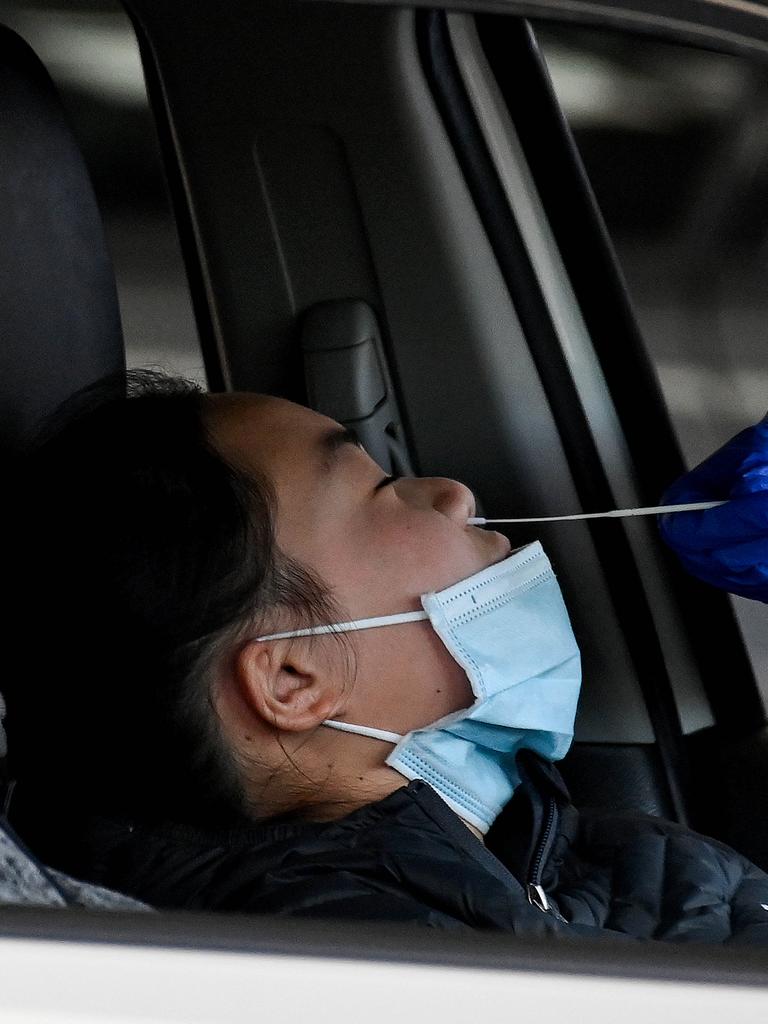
[659,417,768,602]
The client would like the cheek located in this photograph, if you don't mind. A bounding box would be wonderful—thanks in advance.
[376,523,483,601]
[279,503,483,621]
[364,513,471,579]
[349,623,474,733]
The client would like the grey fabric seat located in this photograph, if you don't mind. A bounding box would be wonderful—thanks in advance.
[0,24,124,454]
[0,819,146,911]
[0,25,145,912]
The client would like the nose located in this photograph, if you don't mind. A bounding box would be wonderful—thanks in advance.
[395,476,476,523]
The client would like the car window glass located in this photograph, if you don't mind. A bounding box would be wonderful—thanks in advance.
[535,23,768,707]
[0,0,205,384]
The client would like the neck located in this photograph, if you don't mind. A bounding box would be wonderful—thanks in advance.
[284,763,411,822]
[265,754,486,845]
[240,727,487,842]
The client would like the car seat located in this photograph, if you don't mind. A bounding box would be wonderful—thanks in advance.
[0,25,124,456]
[0,24,141,910]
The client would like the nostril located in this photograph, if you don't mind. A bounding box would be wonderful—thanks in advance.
[433,478,476,521]
[403,476,476,519]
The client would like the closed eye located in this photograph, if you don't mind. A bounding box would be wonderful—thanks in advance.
[320,426,367,473]
[375,473,401,490]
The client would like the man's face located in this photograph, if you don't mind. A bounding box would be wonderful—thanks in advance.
[207,393,511,733]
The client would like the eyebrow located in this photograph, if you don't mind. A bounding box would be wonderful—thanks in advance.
[319,426,362,473]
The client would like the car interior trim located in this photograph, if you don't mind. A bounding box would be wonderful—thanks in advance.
[417,7,694,821]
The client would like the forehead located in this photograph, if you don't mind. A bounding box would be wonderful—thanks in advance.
[204,392,335,478]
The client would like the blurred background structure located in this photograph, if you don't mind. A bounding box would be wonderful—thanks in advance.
[0,1,766,696]
[537,24,768,462]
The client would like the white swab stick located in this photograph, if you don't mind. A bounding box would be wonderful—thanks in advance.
[467,500,727,526]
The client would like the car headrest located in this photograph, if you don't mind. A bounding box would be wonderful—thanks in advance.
[0,25,124,456]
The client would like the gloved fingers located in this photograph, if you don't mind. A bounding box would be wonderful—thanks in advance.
[711,536,768,573]
[731,452,768,498]
[659,415,768,603]
[662,418,768,504]
[671,537,768,602]
[659,492,768,550]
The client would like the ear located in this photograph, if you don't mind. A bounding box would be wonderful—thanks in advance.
[233,640,341,733]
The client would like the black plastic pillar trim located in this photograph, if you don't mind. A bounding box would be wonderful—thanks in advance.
[127,11,227,393]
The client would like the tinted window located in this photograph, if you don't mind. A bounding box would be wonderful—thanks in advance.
[536,24,768,706]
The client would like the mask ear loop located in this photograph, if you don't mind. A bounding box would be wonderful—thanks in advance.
[321,720,402,744]
[468,499,727,526]
[255,609,428,643]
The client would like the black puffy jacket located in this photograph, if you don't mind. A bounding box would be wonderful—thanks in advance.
[37,759,768,943]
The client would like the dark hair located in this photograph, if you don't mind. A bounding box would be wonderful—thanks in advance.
[4,370,339,836]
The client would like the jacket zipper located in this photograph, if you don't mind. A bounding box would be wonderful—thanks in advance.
[525,796,567,922]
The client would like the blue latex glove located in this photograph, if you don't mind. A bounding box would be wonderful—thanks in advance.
[659,417,768,602]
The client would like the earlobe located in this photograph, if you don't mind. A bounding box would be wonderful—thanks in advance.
[235,640,340,733]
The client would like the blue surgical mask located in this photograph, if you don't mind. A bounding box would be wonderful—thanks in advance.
[256,541,581,834]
